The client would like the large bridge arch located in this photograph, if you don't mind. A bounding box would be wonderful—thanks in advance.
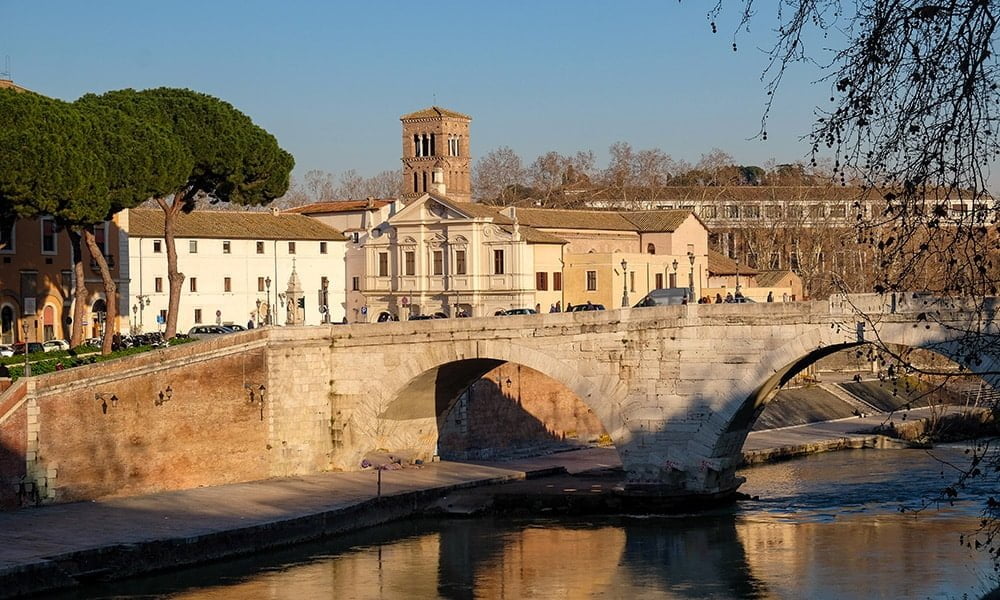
[707,319,1000,467]
[342,338,628,467]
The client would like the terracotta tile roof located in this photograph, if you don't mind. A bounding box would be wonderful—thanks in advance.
[424,197,566,244]
[755,270,796,287]
[585,185,871,204]
[510,207,637,231]
[284,200,392,215]
[400,106,471,120]
[708,249,759,276]
[127,209,347,241]
[443,198,512,222]
[619,210,694,232]
[508,225,567,245]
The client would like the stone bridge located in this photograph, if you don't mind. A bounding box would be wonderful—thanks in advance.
[1,293,997,506]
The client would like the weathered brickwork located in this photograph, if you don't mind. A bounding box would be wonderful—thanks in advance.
[0,294,995,507]
[438,363,607,459]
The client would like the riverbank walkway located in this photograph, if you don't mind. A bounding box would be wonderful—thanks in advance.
[0,407,969,597]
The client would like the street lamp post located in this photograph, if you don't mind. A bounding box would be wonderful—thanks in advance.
[135,294,150,331]
[255,298,262,327]
[672,258,679,289]
[132,304,138,333]
[621,259,629,308]
[687,251,696,298]
[21,321,29,377]
[265,277,272,325]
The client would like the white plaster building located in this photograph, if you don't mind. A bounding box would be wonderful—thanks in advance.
[120,208,347,333]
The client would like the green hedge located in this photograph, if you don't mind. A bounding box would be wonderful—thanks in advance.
[6,338,195,381]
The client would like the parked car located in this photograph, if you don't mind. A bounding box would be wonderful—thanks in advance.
[0,345,13,357]
[225,324,246,332]
[634,287,692,307]
[187,325,233,339]
[501,308,538,316]
[42,340,70,352]
[568,302,605,312]
[10,342,45,355]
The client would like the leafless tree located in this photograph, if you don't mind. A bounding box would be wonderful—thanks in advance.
[473,146,525,204]
[709,0,1000,565]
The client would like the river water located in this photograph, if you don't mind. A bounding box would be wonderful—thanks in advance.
[56,444,999,599]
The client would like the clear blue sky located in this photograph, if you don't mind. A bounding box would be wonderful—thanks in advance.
[2,1,838,180]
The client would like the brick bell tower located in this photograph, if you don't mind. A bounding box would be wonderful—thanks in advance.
[400,107,471,203]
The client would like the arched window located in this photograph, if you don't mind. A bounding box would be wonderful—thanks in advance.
[647,243,656,255]
[422,171,428,193]
[413,172,418,193]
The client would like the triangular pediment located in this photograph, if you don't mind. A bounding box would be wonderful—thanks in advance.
[387,193,484,224]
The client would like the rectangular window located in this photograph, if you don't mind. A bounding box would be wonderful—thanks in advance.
[493,249,505,275]
[153,240,162,253]
[256,241,265,254]
[586,270,597,291]
[223,240,231,254]
[630,271,636,292]
[320,241,328,254]
[41,218,56,254]
[224,277,231,292]
[155,277,163,293]
[378,252,389,277]
[189,240,198,254]
[20,270,37,300]
[829,204,847,218]
[553,272,562,291]
[190,278,197,292]
[258,277,265,292]
[159,309,167,323]
[790,251,800,270]
[700,205,717,219]
[455,250,467,275]
[724,205,740,219]
[809,204,826,218]
[194,309,202,324]
[432,250,443,275]
[770,252,782,269]
[655,273,664,289]
[669,273,677,288]
[94,223,107,254]
[404,251,416,276]
[288,241,296,254]
[352,276,360,291]
[765,204,782,219]
[536,272,548,291]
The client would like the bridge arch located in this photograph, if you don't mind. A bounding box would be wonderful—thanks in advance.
[373,339,627,459]
[712,320,1000,459]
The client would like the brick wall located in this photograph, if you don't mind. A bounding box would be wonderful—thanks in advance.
[439,363,607,459]
[12,332,272,504]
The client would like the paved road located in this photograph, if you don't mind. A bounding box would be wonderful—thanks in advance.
[743,405,966,452]
[0,448,617,576]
